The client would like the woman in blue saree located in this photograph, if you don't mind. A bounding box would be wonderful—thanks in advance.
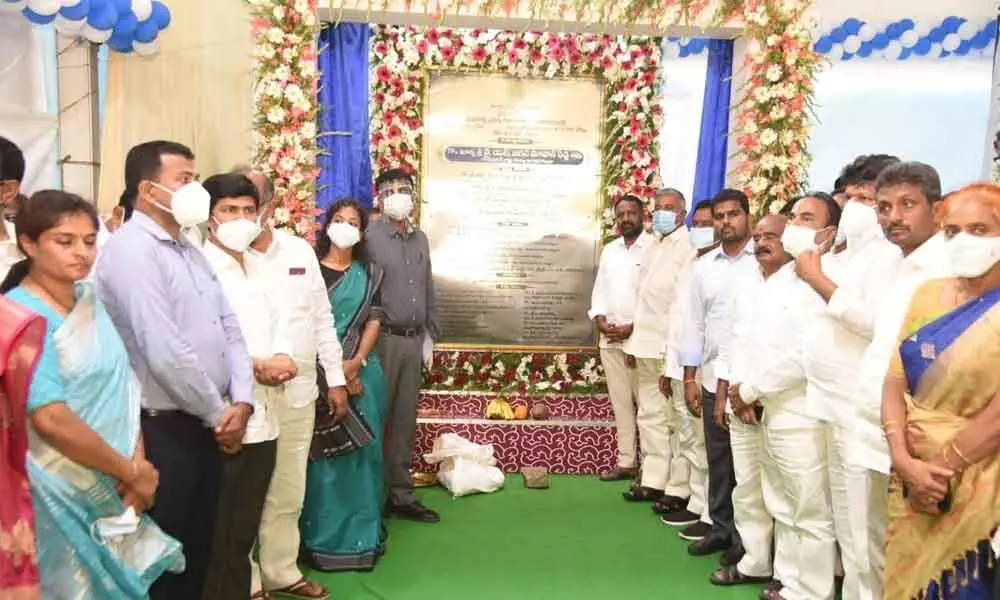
[881,183,1000,600]
[1,191,183,599]
[300,198,387,572]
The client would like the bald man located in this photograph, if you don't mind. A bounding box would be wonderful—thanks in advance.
[238,166,346,600]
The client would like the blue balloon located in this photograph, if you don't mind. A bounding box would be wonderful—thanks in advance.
[22,8,56,25]
[885,23,901,39]
[60,0,91,20]
[108,29,132,46]
[927,26,946,44]
[897,18,915,31]
[814,35,833,54]
[971,30,992,50]
[150,1,170,30]
[913,37,932,56]
[113,10,138,35]
[986,20,999,40]
[678,46,690,59]
[857,41,873,58]
[898,47,912,61]
[829,26,847,44]
[955,40,972,56]
[112,0,130,12]
[134,18,158,43]
[687,39,705,54]
[87,3,119,30]
[108,38,134,53]
[871,32,889,49]
[940,16,964,33]
[841,18,862,36]
[89,0,108,11]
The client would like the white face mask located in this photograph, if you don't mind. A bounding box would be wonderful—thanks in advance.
[1,218,14,243]
[151,181,210,228]
[327,221,361,249]
[947,232,1000,279]
[838,200,881,245]
[382,193,414,221]
[689,226,715,249]
[781,223,818,258]
[213,217,261,253]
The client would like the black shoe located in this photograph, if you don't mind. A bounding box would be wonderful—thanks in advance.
[599,466,638,482]
[720,543,745,567]
[659,509,699,526]
[652,495,689,515]
[687,534,730,556]
[622,485,664,502]
[677,521,712,541]
[386,500,440,523]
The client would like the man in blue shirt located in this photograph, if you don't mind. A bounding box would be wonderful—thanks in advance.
[97,140,255,600]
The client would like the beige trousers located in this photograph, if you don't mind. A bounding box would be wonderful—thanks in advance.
[251,401,316,592]
[635,358,688,494]
[601,347,638,469]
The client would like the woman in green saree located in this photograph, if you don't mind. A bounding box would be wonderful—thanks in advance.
[300,198,387,572]
[882,183,1000,600]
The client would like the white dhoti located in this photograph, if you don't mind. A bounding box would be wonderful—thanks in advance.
[847,467,889,600]
[761,417,836,600]
[730,417,773,578]
[827,422,863,600]
[600,347,639,469]
[671,378,710,523]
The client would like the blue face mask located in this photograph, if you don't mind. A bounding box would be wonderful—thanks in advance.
[689,226,716,249]
[652,210,678,235]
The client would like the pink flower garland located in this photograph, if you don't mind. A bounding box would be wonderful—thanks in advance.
[369,26,662,239]
[247,0,322,240]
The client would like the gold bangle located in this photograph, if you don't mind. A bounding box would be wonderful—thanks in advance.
[941,447,962,472]
[881,421,899,431]
[951,441,972,465]
[883,428,899,438]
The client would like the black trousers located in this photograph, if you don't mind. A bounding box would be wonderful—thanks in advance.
[142,411,224,600]
[202,439,278,600]
[701,388,738,545]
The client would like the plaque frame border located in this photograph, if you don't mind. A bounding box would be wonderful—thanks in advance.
[419,67,605,353]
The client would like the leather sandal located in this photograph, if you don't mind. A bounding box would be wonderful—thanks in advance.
[710,565,771,587]
[271,578,331,600]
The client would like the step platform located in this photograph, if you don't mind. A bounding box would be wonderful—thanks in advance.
[412,392,617,475]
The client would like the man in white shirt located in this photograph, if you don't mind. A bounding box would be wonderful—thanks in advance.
[622,188,696,502]
[199,173,298,600]
[240,166,347,600]
[733,193,843,600]
[657,200,719,538]
[590,194,654,482]
[847,162,951,600]
[0,137,25,284]
[713,215,794,591]
[680,189,757,559]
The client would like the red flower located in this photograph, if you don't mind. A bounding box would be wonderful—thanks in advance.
[547,46,566,62]
[531,355,545,367]
[440,45,456,61]
[601,55,615,70]
[513,38,527,50]
[506,50,520,64]
[471,46,488,62]
[416,39,429,55]
[529,48,544,63]
[427,29,440,45]
[373,41,389,56]
[567,354,580,367]
[454,373,469,386]
[636,134,651,150]
[375,65,392,82]
[621,60,635,72]
[387,125,402,139]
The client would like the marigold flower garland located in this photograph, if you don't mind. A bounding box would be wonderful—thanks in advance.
[247,0,323,239]
[369,25,662,239]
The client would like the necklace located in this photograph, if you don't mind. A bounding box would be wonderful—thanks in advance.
[23,275,74,315]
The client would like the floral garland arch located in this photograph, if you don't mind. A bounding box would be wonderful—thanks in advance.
[370,25,662,240]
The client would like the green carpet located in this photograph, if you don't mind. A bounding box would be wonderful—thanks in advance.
[307,475,764,600]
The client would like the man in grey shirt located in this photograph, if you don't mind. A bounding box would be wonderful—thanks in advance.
[365,168,441,523]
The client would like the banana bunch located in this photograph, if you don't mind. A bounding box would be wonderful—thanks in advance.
[486,398,515,420]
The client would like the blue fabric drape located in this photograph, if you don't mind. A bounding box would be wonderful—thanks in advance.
[317,23,372,211]
[690,39,734,224]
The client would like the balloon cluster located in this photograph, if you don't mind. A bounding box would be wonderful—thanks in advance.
[7,0,172,56]
[814,16,997,61]
[663,36,708,60]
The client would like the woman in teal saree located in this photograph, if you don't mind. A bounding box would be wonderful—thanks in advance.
[300,198,387,572]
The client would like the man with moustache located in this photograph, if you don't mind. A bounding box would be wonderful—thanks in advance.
[732,193,841,600]
[622,188,696,503]
[846,162,951,600]
[591,194,654,482]
[680,189,757,559]
[657,199,719,538]
[709,215,793,590]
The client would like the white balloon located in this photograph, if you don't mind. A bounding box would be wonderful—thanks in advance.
[927,42,943,58]
[131,0,152,21]
[662,41,681,60]
[133,39,159,56]
[858,23,876,42]
[53,13,85,35]
[942,33,961,52]
[883,40,903,60]
[27,0,61,16]
[828,42,844,61]
[843,36,862,54]
[82,23,112,43]
[957,21,978,40]
[899,30,919,48]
